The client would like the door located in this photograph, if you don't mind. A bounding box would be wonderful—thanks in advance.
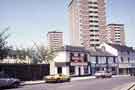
[57,67,62,74]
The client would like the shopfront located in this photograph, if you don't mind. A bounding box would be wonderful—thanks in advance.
[69,52,90,76]
[50,46,91,76]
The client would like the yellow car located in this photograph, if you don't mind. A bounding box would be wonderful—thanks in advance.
[44,74,70,83]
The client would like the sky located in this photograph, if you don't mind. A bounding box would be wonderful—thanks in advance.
[0,0,135,48]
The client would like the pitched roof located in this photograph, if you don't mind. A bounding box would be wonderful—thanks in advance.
[108,43,135,52]
[57,45,89,53]
[57,45,115,57]
[89,48,114,57]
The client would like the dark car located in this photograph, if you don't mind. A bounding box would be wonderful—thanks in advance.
[0,73,21,88]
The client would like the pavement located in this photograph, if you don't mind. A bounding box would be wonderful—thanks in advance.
[112,82,135,90]
[21,75,135,90]
[8,76,135,90]
[21,75,130,85]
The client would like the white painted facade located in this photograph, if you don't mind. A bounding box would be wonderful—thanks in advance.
[50,46,91,76]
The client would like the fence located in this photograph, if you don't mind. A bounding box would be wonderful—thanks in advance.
[0,64,49,81]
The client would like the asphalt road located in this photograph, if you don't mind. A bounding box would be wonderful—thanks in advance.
[6,76,135,90]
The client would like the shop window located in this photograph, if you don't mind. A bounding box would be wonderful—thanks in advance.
[84,66,88,74]
[70,66,75,75]
[121,57,124,63]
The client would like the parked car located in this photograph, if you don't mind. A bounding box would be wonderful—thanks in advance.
[44,74,70,83]
[130,72,135,76]
[0,73,21,88]
[95,71,112,78]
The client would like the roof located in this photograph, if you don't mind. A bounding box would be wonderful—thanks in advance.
[56,45,89,53]
[108,24,124,26]
[89,48,114,57]
[108,43,135,52]
[56,45,115,57]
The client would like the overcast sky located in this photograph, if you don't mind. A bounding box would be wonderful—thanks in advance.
[0,0,135,48]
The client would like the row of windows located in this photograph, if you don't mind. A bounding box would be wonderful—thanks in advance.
[121,57,130,63]
[88,2,98,4]
[89,20,99,23]
[88,6,98,9]
[90,39,99,41]
[90,34,99,37]
[95,57,116,64]
[89,11,98,13]
[115,35,120,37]
[89,25,99,27]
[89,16,99,18]
[90,30,99,32]
[90,44,100,47]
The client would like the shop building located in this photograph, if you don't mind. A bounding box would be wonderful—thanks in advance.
[100,43,135,75]
[50,46,90,76]
[90,48,118,75]
[50,45,117,76]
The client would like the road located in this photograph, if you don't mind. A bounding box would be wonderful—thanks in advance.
[6,76,135,90]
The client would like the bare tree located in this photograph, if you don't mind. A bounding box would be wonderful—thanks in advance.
[33,42,56,64]
[0,27,11,60]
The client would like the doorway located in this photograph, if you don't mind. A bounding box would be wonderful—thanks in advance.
[78,67,81,76]
[57,67,62,74]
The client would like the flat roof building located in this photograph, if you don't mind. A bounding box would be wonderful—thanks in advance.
[107,24,125,45]
[47,31,63,50]
[69,0,107,49]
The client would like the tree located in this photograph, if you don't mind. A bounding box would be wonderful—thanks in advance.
[0,27,10,60]
[33,42,56,64]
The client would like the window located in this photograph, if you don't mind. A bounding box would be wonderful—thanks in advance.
[89,20,99,23]
[128,57,130,63]
[90,34,99,37]
[127,51,130,55]
[88,6,98,9]
[113,57,116,63]
[70,53,74,62]
[121,57,124,63]
[90,30,99,32]
[89,16,99,18]
[84,54,88,62]
[96,56,98,64]
[89,11,98,13]
[84,66,88,74]
[89,25,99,27]
[88,2,98,4]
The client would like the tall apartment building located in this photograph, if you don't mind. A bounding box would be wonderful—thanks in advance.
[47,31,63,50]
[69,0,107,49]
[107,24,125,45]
